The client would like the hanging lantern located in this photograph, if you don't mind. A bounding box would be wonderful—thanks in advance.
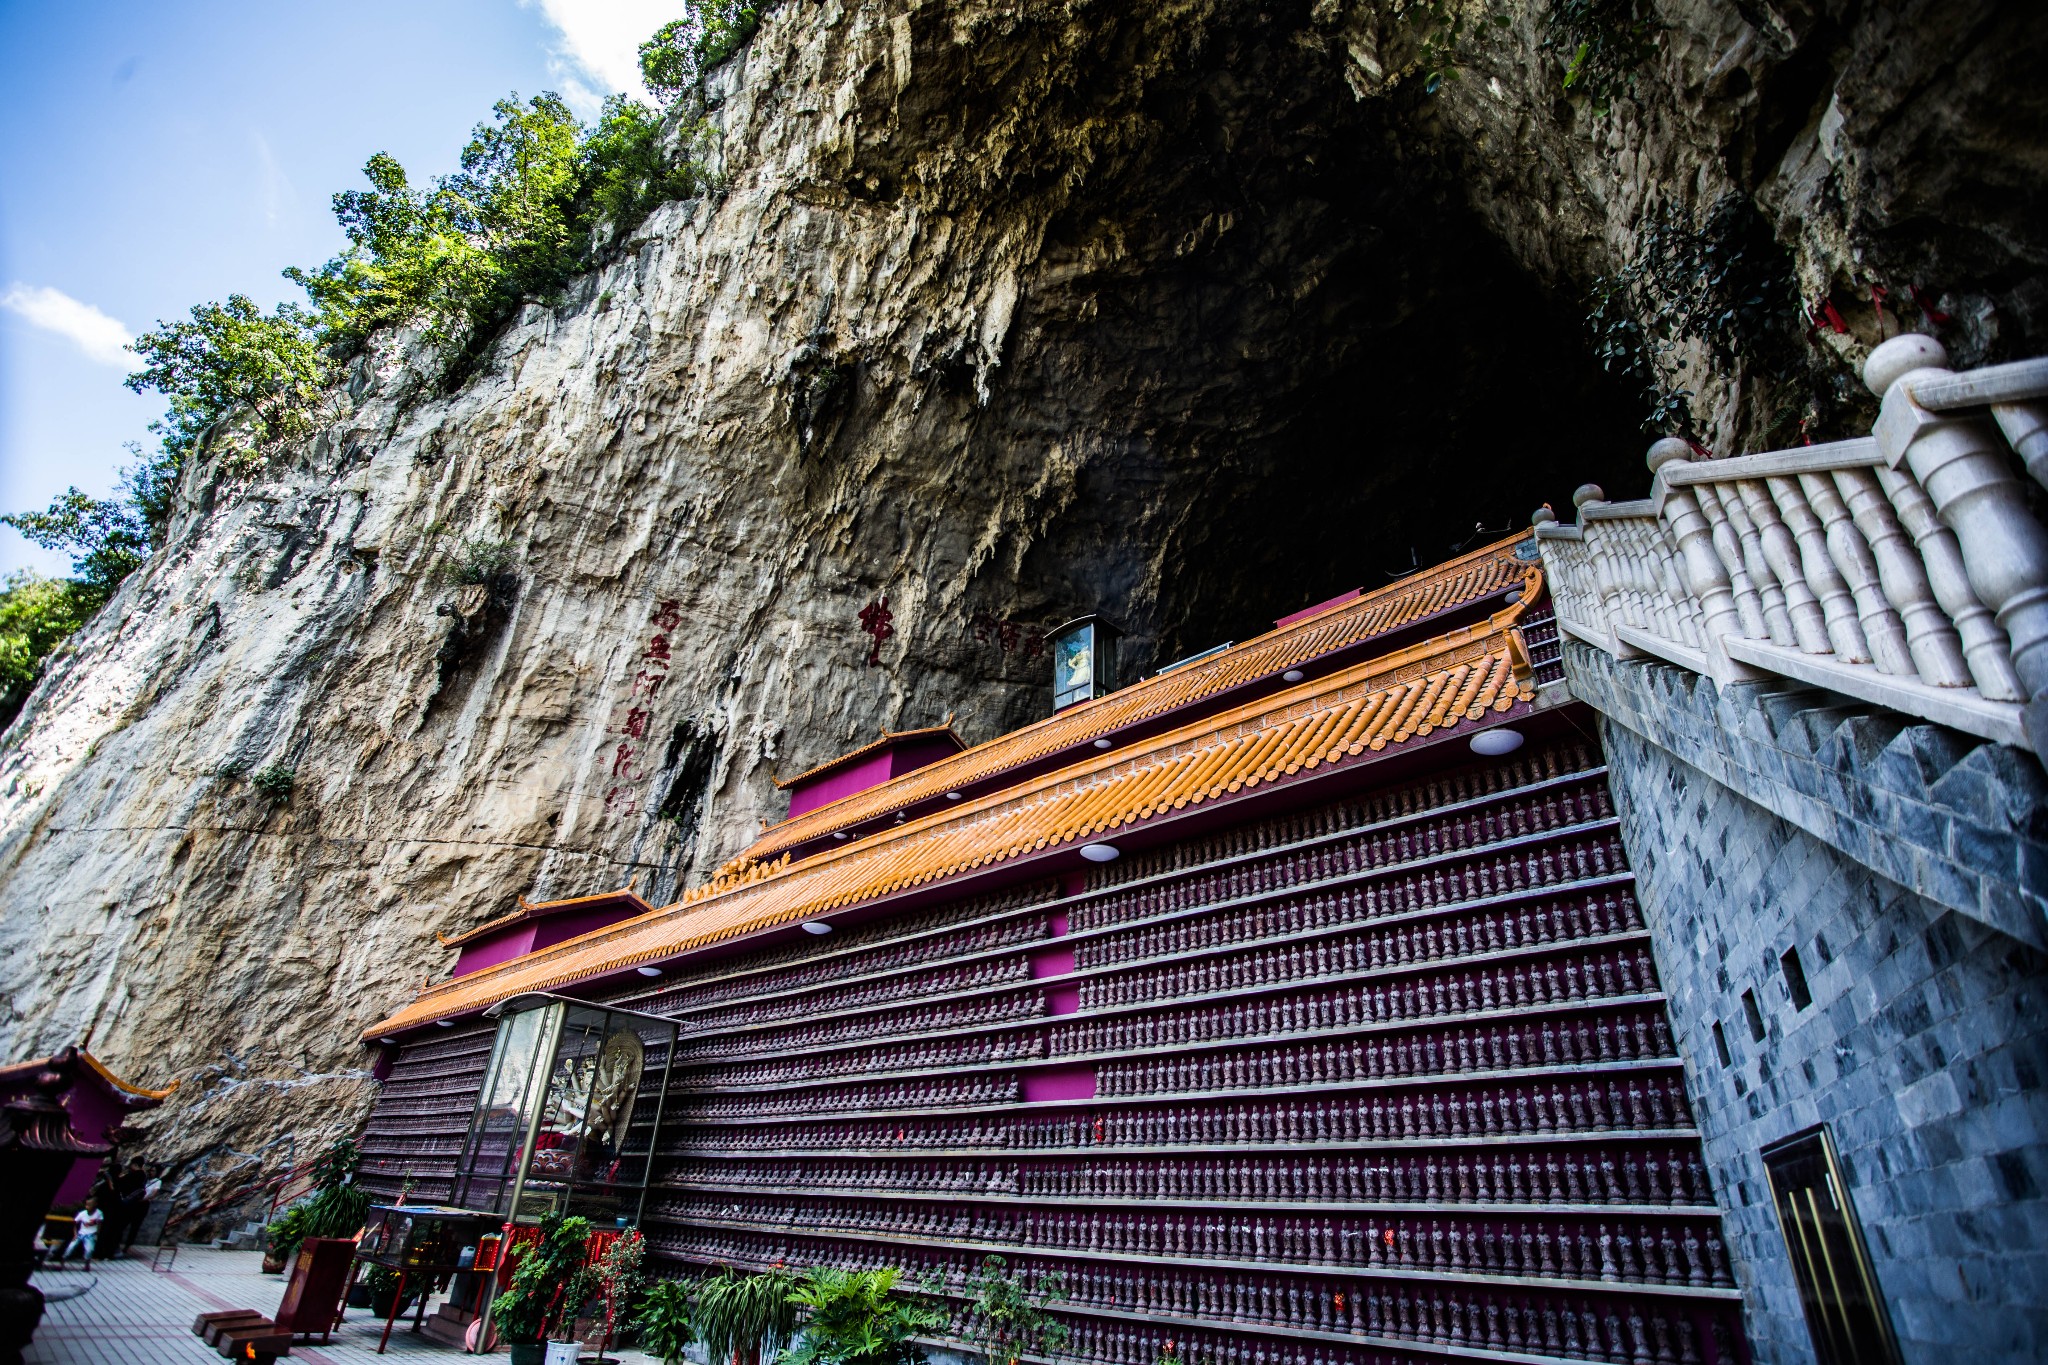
[1045,614,1122,710]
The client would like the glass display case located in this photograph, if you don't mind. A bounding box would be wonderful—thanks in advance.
[447,993,676,1227]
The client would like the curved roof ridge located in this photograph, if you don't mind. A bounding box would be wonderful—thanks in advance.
[741,534,1537,860]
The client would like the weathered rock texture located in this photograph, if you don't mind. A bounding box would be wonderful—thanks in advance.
[1,0,2041,1226]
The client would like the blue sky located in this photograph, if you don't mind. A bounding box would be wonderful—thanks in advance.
[0,0,680,578]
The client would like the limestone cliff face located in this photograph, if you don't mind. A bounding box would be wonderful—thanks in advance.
[0,0,2038,1226]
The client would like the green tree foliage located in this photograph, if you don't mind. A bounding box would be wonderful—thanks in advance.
[127,295,328,474]
[0,573,98,728]
[1585,195,1802,435]
[1546,0,1662,112]
[963,1255,1069,1364]
[5,32,708,666]
[2,293,327,686]
[779,1267,946,1365]
[291,92,706,379]
[639,1,765,104]
[265,1136,370,1262]
[636,1277,697,1364]
[1,491,152,603]
[492,1212,596,1344]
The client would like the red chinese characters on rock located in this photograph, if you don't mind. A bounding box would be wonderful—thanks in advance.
[858,598,895,667]
[969,611,1046,660]
[602,599,682,818]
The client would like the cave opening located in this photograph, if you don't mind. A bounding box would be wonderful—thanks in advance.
[968,5,1647,693]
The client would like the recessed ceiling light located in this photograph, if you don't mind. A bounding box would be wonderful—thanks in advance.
[802,921,833,935]
[636,966,662,978]
[1079,843,1120,863]
[1470,728,1525,756]
[1283,669,1306,683]
[378,1037,399,1046]
[435,1019,456,1028]
[945,792,963,801]
[1092,738,1113,750]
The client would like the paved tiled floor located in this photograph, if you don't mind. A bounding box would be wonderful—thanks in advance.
[26,1248,658,1364]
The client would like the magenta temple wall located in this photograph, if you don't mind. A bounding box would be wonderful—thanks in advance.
[784,734,964,818]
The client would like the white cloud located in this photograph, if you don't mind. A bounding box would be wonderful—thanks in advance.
[0,283,133,368]
[521,0,681,113]
[253,132,296,228]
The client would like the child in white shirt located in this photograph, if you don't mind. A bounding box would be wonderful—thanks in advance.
[61,1199,104,1269]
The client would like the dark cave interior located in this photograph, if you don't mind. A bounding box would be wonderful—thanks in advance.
[965,5,1648,696]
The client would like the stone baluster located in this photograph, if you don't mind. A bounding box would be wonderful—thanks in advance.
[1871,334,2048,757]
[1648,439,1762,681]
[1797,470,1914,675]
[1872,464,2023,700]
[1765,474,1871,661]
[1652,519,1707,649]
[1705,479,1794,645]
[1831,465,1973,687]
[1735,479,1831,653]
[1991,399,2048,490]
[1573,487,1633,653]
[1690,481,1770,639]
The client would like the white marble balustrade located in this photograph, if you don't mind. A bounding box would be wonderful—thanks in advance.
[1536,336,2048,763]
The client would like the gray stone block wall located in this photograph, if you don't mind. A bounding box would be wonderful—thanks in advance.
[1571,646,2048,1365]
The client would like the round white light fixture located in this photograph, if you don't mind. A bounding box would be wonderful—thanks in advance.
[1469,728,1525,756]
[378,1037,399,1046]
[636,965,663,978]
[1282,669,1306,683]
[832,831,849,841]
[435,1019,456,1028]
[945,791,963,802]
[1092,738,1113,750]
[1079,843,1121,863]
[802,921,833,935]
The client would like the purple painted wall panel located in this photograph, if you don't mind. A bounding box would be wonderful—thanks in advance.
[1022,1064,1099,1102]
[786,750,898,818]
[1029,946,1076,978]
[452,923,541,977]
[785,736,963,818]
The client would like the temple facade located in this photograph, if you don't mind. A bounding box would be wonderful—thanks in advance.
[356,331,2048,1365]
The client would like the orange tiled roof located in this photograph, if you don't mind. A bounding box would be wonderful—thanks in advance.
[361,599,1539,1040]
[437,887,655,950]
[773,723,965,790]
[741,534,1537,860]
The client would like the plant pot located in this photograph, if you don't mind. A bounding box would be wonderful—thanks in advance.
[509,1344,548,1365]
[260,1252,286,1275]
[369,1290,416,1319]
[544,1343,582,1365]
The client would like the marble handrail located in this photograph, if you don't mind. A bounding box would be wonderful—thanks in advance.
[1536,336,2048,762]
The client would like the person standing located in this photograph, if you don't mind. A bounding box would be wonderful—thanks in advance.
[118,1163,160,1256]
[88,1161,127,1260]
[59,1198,104,1269]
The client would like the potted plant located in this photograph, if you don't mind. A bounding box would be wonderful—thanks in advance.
[490,1212,595,1365]
[696,1266,800,1365]
[586,1228,647,1359]
[363,1263,416,1319]
[635,1277,697,1365]
[265,1137,370,1273]
[964,1255,1069,1365]
[780,1266,948,1365]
